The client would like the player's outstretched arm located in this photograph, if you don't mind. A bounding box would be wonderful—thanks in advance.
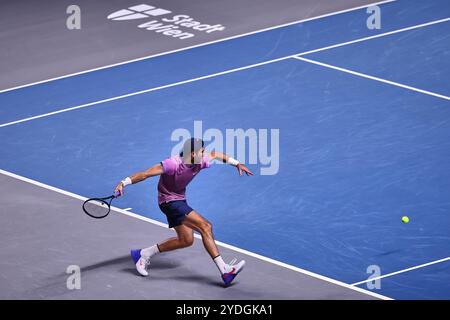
[209,151,254,176]
[114,163,164,196]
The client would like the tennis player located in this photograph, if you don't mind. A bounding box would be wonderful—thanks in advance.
[114,138,253,286]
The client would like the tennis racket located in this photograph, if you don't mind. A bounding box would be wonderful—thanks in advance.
[82,192,120,219]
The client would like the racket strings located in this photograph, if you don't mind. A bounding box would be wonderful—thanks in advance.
[83,199,110,218]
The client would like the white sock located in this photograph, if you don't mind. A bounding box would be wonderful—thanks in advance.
[213,255,229,275]
[140,244,160,259]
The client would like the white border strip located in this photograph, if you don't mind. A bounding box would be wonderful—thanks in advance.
[352,257,450,286]
[0,169,169,228]
[293,56,450,100]
[0,168,391,300]
[1,17,448,129]
[0,0,396,94]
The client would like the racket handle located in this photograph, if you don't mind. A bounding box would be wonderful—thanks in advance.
[114,191,121,198]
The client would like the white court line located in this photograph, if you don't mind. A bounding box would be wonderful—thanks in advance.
[352,257,450,286]
[0,0,396,94]
[0,56,289,128]
[0,168,391,300]
[123,208,133,211]
[1,17,448,129]
[297,17,450,57]
[293,56,450,100]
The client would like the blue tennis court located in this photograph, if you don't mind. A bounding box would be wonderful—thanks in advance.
[1,0,449,300]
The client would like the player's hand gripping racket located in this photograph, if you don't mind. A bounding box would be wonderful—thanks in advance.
[82,192,120,219]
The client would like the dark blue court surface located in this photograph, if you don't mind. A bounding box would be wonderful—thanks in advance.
[1,0,449,299]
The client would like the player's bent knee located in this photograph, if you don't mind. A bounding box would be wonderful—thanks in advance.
[200,221,212,234]
[179,236,194,248]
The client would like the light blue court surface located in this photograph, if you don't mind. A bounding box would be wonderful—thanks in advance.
[1,0,449,299]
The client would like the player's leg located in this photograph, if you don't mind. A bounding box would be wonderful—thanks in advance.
[131,225,193,277]
[158,224,194,252]
[131,201,195,276]
[181,210,218,258]
[182,210,245,286]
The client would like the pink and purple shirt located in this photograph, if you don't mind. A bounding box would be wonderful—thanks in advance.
[158,155,210,204]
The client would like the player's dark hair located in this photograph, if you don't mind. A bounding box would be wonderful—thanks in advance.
[179,138,204,157]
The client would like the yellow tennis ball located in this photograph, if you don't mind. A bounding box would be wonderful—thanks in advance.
[402,216,409,224]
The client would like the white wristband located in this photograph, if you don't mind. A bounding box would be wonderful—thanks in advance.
[121,177,132,186]
[227,157,240,166]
